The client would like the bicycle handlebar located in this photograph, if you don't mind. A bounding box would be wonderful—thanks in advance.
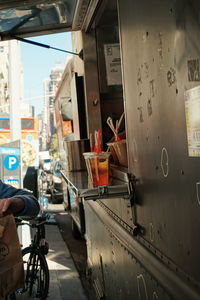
[15,213,50,228]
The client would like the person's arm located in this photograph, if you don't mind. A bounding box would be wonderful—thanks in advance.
[0,180,40,218]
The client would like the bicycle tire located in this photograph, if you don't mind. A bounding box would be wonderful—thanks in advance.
[15,247,49,300]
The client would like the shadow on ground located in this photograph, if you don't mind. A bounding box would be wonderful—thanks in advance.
[55,212,96,300]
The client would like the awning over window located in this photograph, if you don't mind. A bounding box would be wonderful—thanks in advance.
[0,0,90,40]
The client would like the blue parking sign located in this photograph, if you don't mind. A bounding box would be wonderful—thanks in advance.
[4,155,19,171]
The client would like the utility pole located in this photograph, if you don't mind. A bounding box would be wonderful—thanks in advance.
[9,40,21,141]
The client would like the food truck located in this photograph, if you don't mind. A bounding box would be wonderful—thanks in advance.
[0,0,200,299]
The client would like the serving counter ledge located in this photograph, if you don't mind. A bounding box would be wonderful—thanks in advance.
[60,165,132,201]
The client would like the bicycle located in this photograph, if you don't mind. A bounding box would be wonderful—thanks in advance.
[13,213,50,300]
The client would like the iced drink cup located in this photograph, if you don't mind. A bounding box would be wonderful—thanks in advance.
[83,152,110,187]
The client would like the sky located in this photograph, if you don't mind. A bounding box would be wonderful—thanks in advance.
[20,32,72,116]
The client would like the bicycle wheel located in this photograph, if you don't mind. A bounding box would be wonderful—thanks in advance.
[15,247,49,300]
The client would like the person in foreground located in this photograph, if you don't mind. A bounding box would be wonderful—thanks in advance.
[0,180,40,218]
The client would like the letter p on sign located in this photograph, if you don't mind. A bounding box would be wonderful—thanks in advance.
[4,155,19,171]
[9,156,17,169]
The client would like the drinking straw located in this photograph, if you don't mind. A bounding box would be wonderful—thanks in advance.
[107,116,121,141]
[97,128,102,153]
[89,133,94,152]
[117,112,125,131]
[94,156,99,182]
[85,157,93,183]
[115,112,125,141]
[107,117,118,139]
[115,120,121,142]
[92,130,98,184]
[94,130,98,153]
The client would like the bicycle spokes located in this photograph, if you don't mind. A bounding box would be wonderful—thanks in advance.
[16,249,49,299]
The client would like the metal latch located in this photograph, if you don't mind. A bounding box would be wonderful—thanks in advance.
[98,185,108,197]
[80,184,130,201]
[126,173,137,197]
[79,173,138,201]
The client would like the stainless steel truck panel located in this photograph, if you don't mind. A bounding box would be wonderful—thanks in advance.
[118,0,200,291]
[84,199,197,300]
[77,0,200,299]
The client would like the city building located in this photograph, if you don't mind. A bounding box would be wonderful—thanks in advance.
[0,41,9,115]
[41,61,64,151]
[0,40,24,144]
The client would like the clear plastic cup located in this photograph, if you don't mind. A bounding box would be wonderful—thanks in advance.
[83,152,110,187]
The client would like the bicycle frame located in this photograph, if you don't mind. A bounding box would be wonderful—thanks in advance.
[15,215,50,299]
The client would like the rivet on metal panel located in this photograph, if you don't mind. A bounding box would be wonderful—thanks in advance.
[161,147,169,177]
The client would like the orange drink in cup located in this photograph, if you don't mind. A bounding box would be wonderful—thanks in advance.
[98,155,109,186]
[83,152,110,187]
[90,155,99,187]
